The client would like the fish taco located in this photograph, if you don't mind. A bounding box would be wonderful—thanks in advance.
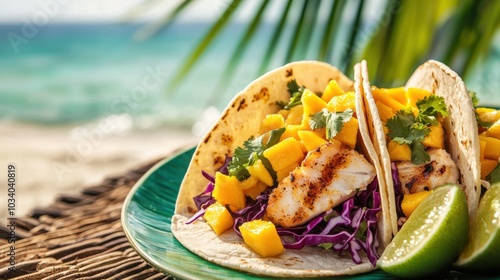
[357,59,481,237]
[171,61,392,277]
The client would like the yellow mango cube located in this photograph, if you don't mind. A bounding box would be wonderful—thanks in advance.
[476,107,500,123]
[480,140,486,161]
[422,123,444,149]
[277,109,289,120]
[239,220,284,257]
[297,130,327,151]
[285,105,303,125]
[213,172,246,210]
[481,159,498,180]
[388,140,411,162]
[247,159,274,186]
[379,87,407,105]
[322,79,345,102]
[479,135,500,160]
[263,137,304,171]
[371,87,405,113]
[333,117,358,149]
[485,120,500,139]
[406,87,432,108]
[243,181,268,200]
[280,124,306,141]
[204,202,234,235]
[401,191,430,217]
[276,161,300,182]
[376,101,395,123]
[327,91,356,112]
[301,89,328,126]
[260,114,285,134]
[238,175,259,191]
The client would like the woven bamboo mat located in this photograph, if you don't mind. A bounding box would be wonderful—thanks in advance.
[0,158,173,280]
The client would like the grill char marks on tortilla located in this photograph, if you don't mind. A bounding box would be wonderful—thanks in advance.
[266,142,376,228]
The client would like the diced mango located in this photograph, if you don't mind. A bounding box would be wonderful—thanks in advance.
[485,120,500,139]
[260,114,285,134]
[285,105,303,125]
[322,80,345,102]
[204,202,234,235]
[277,109,289,120]
[333,117,358,149]
[480,140,486,161]
[379,87,407,105]
[388,140,411,162]
[297,130,327,151]
[479,135,500,160]
[263,137,304,171]
[422,123,444,149]
[327,91,356,112]
[247,159,274,186]
[301,89,328,126]
[405,87,432,108]
[239,220,284,257]
[243,181,268,200]
[376,101,395,123]
[371,87,405,113]
[481,159,498,180]
[401,191,430,217]
[476,107,500,123]
[213,172,246,210]
[276,161,300,182]
[238,175,259,191]
[280,124,306,141]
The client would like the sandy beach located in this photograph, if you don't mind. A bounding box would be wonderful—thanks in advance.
[0,120,200,222]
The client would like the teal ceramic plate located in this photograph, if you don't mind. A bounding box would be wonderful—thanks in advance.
[122,146,484,280]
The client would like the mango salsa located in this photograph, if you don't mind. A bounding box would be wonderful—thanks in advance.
[301,89,327,126]
[333,117,358,149]
[421,123,444,149]
[401,191,430,217]
[376,101,395,123]
[263,137,304,171]
[379,87,407,105]
[247,159,274,186]
[327,91,356,113]
[239,220,284,257]
[276,161,300,182]
[260,114,285,134]
[479,135,500,160]
[481,159,498,180]
[280,124,306,141]
[285,105,303,125]
[480,140,486,161]
[476,107,500,124]
[388,140,411,162]
[321,79,345,102]
[406,87,431,108]
[213,172,246,210]
[485,120,500,139]
[237,175,259,191]
[243,181,268,200]
[204,202,234,235]
[371,87,405,113]
[297,130,327,151]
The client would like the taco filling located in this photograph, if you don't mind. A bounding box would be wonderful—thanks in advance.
[187,79,383,265]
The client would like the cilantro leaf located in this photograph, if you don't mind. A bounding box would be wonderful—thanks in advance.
[277,80,306,110]
[309,108,353,139]
[386,108,430,164]
[415,95,448,126]
[228,127,285,181]
[486,162,500,184]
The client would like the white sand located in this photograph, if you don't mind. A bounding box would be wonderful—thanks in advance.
[0,120,200,221]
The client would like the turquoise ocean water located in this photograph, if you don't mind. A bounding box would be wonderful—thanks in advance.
[0,23,498,129]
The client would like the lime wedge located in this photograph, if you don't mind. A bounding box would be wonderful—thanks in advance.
[378,184,469,278]
[454,184,500,273]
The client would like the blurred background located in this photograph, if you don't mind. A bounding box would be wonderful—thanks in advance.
[0,0,499,219]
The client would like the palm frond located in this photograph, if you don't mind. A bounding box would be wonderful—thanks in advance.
[317,0,347,63]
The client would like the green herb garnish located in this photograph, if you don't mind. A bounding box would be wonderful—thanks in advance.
[486,163,500,184]
[309,108,353,139]
[276,80,306,110]
[228,127,285,181]
[386,95,448,165]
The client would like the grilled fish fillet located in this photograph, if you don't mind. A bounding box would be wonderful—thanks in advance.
[266,142,376,228]
[396,148,459,194]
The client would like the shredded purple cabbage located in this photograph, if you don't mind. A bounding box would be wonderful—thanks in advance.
[188,157,382,266]
[391,162,405,219]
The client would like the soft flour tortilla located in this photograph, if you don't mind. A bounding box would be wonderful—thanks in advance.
[359,59,481,237]
[172,61,390,277]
